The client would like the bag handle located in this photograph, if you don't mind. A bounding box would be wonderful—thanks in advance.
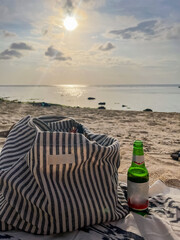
[28,117,52,131]
[38,115,73,122]
[29,116,77,132]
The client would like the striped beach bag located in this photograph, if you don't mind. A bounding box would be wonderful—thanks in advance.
[0,115,129,234]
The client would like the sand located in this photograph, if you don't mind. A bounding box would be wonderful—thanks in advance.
[0,99,179,188]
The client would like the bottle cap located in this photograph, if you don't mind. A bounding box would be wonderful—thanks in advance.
[133,140,144,156]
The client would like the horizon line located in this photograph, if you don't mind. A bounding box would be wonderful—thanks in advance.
[0,83,179,87]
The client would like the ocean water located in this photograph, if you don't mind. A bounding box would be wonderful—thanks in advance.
[0,84,179,113]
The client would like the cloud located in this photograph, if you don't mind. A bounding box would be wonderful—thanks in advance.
[56,0,105,13]
[2,30,16,37]
[45,46,59,57]
[42,28,48,36]
[105,56,140,67]
[109,20,157,39]
[63,0,74,13]
[0,41,34,60]
[10,42,33,50]
[165,24,180,40]
[0,49,22,60]
[45,46,72,61]
[55,55,72,61]
[109,19,180,40]
[98,42,115,51]
[101,0,180,21]
[80,0,106,9]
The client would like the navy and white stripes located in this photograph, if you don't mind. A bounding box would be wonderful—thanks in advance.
[0,115,128,234]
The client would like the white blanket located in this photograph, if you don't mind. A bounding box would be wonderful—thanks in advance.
[0,180,180,240]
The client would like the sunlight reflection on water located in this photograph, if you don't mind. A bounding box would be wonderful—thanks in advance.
[56,85,86,98]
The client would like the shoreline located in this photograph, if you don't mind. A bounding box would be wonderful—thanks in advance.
[0,99,180,188]
[1,97,180,114]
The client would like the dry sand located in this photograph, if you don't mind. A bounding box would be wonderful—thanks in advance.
[0,99,180,188]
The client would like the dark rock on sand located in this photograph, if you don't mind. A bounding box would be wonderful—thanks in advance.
[122,105,127,107]
[143,108,153,112]
[171,151,180,161]
[98,102,106,105]
[32,102,51,107]
[98,106,106,110]
[88,97,95,100]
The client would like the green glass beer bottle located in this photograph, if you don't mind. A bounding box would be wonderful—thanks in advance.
[127,140,149,211]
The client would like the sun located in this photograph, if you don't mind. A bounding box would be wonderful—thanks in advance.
[63,16,78,31]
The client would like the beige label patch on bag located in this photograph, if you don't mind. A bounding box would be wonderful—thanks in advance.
[48,154,75,165]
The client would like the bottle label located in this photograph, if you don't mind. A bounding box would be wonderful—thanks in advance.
[132,155,144,165]
[127,180,149,210]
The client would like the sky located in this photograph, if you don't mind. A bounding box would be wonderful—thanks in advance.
[0,0,180,85]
